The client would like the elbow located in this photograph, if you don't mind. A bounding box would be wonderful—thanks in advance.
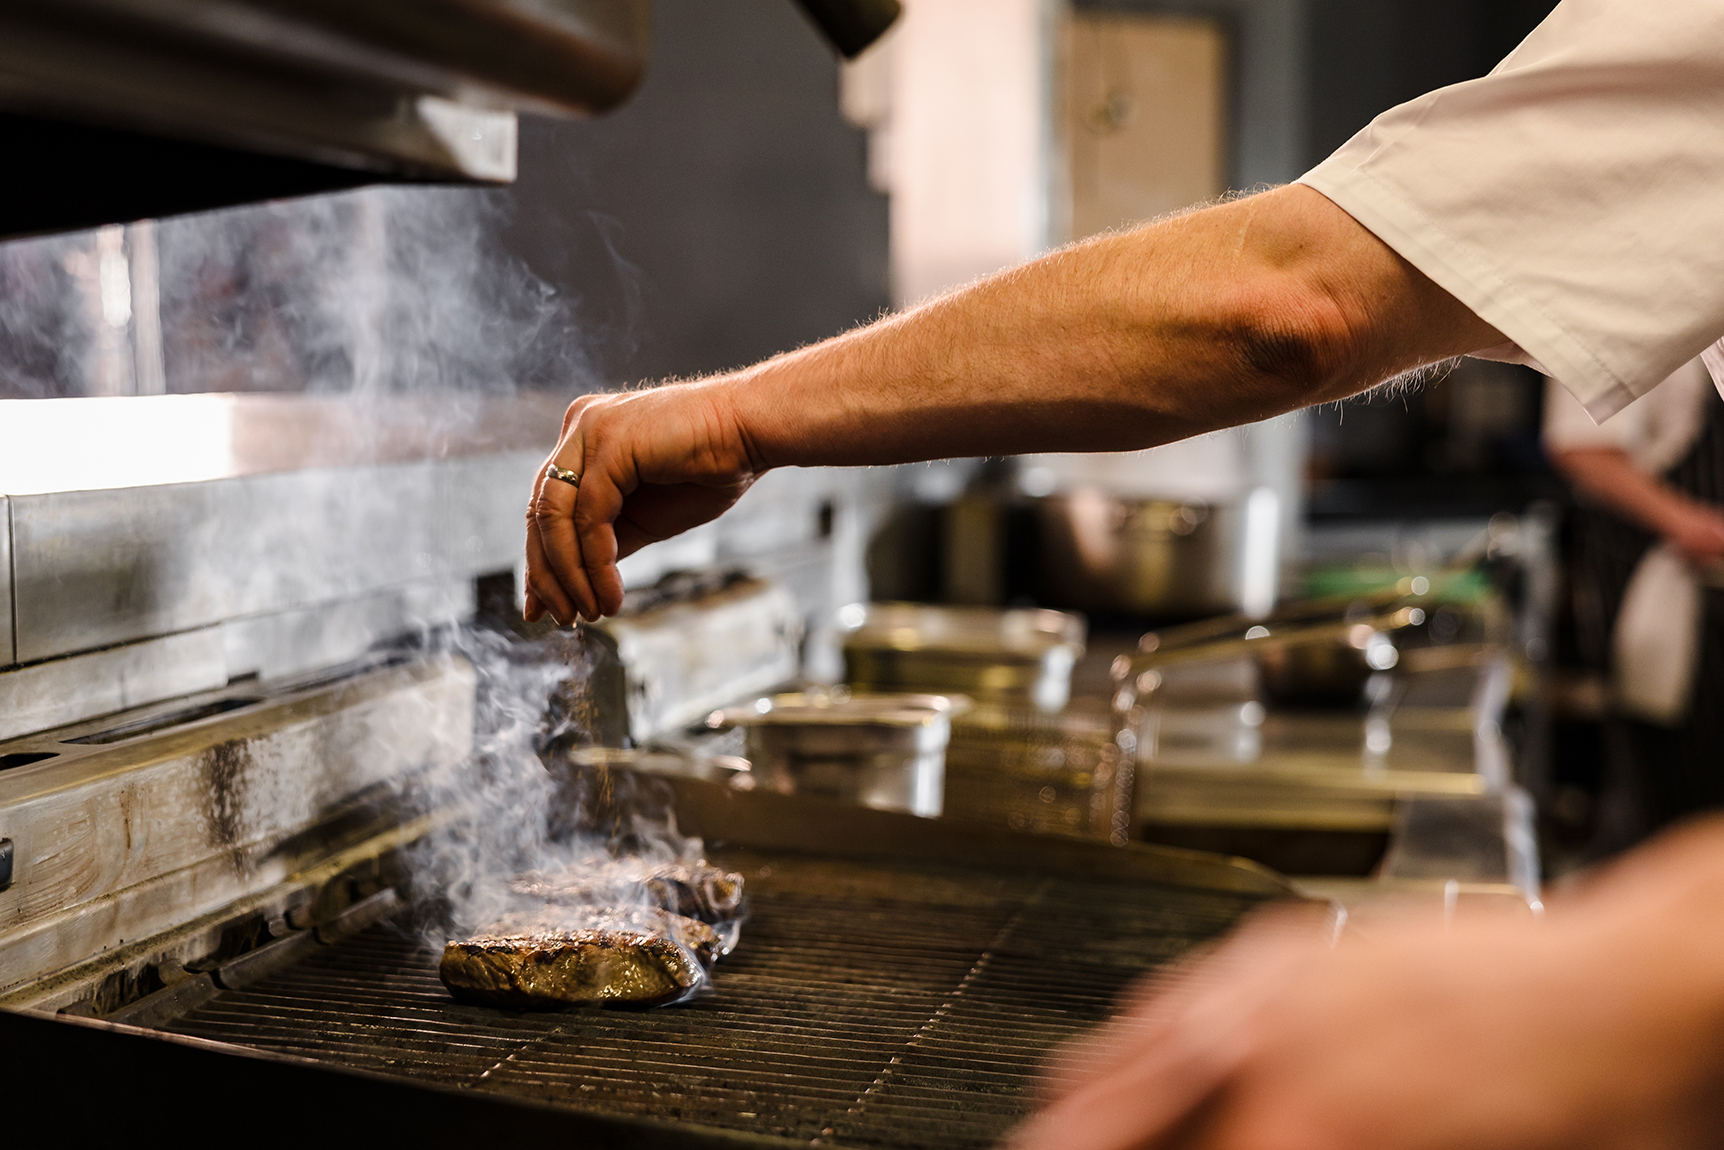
[1224,287,1363,407]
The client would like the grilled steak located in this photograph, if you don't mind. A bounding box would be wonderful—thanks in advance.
[443,858,745,1011]
[440,912,708,1010]
[509,859,744,924]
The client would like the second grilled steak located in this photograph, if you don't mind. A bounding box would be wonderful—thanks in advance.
[510,859,745,923]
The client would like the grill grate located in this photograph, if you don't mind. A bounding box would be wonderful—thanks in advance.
[160,849,1264,1149]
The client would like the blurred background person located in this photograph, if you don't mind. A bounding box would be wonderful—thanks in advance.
[1545,361,1724,852]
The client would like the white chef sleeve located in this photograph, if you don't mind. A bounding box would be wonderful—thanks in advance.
[1300,0,1724,422]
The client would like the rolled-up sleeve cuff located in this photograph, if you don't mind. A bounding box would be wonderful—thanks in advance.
[1298,166,1639,422]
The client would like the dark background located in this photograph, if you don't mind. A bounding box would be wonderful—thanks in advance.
[494,0,890,387]
[1298,0,1564,518]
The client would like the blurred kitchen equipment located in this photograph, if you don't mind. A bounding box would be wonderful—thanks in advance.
[1116,598,1435,758]
[838,602,1086,712]
[1110,560,1518,875]
[708,690,962,816]
[592,572,804,742]
[1034,486,1279,619]
[943,703,1134,844]
[1256,621,1401,708]
[1126,646,1515,875]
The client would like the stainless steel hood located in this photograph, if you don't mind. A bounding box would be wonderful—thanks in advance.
[0,0,650,235]
[0,0,901,238]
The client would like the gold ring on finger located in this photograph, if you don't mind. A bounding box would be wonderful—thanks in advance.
[546,463,581,488]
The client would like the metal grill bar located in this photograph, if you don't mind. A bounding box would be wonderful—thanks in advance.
[160,852,1264,1149]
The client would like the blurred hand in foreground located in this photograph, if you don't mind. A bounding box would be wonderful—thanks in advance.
[1009,819,1724,1150]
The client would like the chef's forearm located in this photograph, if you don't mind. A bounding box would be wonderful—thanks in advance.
[1551,446,1701,538]
[727,184,1501,471]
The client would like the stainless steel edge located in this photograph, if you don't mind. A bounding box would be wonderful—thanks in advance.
[10,452,539,664]
[220,577,475,683]
[0,629,227,742]
[1,495,13,669]
[660,774,1301,897]
[0,657,476,995]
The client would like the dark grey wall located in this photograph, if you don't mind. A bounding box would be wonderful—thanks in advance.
[1305,0,1560,164]
[498,0,890,386]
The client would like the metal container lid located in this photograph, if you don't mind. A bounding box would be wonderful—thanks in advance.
[707,689,968,731]
[836,603,1085,659]
[562,745,752,785]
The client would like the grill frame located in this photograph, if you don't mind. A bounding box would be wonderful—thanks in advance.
[3,776,1301,1147]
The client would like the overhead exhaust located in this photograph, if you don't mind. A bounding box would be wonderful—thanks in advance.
[0,0,650,237]
[0,0,900,239]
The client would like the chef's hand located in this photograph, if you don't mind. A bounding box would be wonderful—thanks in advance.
[1010,819,1724,1150]
[524,380,764,623]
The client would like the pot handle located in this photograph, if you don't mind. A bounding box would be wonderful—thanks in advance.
[790,0,902,58]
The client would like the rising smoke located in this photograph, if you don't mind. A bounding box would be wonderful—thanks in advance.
[399,625,708,952]
[0,180,712,945]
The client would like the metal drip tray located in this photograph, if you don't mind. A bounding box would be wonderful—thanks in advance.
[153,848,1264,1148]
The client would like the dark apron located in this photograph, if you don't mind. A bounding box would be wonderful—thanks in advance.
[1572,383,1724,835]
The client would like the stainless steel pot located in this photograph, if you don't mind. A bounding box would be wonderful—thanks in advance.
[1034,487,1279,619]
[1256,627,1399,708]
[707,691,963,817]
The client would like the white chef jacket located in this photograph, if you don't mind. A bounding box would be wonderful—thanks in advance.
[1299,0,1724,423]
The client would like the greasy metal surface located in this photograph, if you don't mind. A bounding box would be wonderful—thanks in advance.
[160,849,1268,1149]
[597,578,803,741]
[661,775,1294,897]
[0,1008,815,1148]
[0,657,473,997]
